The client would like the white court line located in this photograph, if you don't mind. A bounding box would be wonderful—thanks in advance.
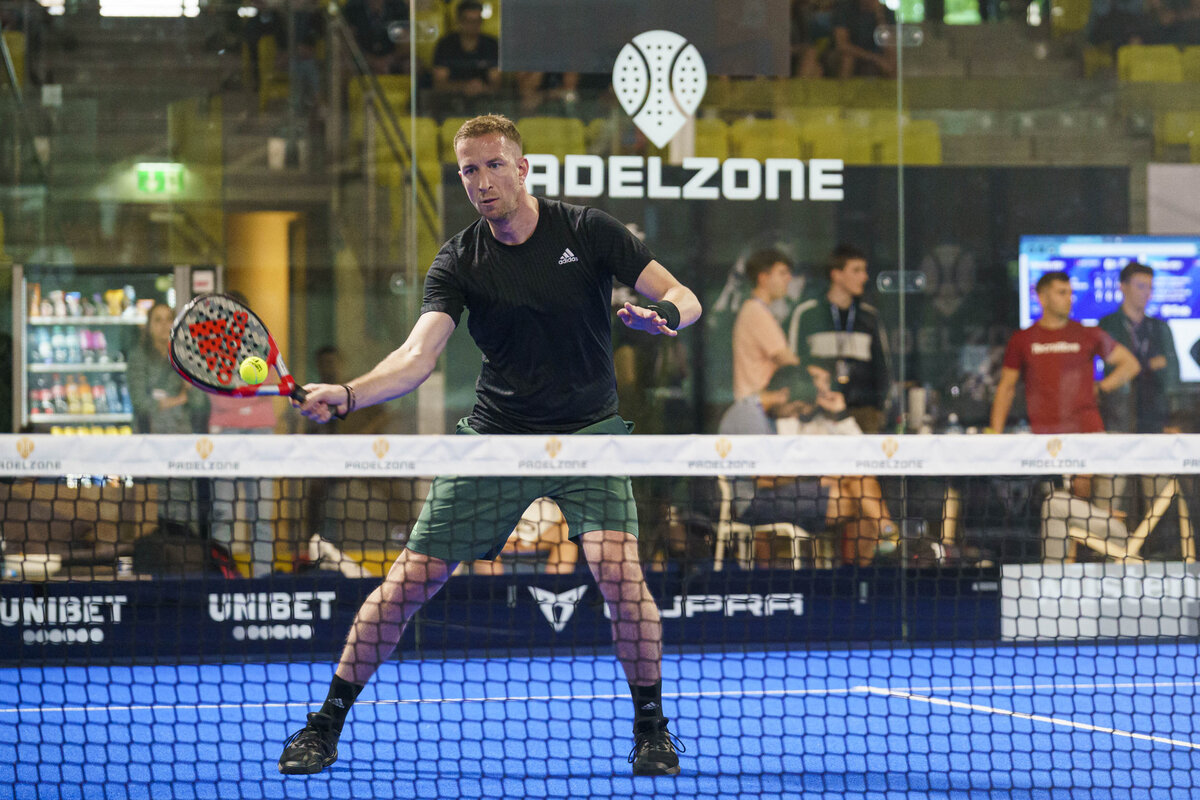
[2,679,1196,718]
[866,686,1200,751]
[0,685,868,716]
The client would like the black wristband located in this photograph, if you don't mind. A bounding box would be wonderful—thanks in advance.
[646,300,681,330]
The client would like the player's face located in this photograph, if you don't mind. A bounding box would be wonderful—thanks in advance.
[832,258,869,297]
[1038,280,1073,319]
[1122,274,1153,313]
[759,261,793,301]
[457,133,529,222]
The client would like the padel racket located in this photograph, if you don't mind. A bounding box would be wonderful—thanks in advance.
[169,293,307,401]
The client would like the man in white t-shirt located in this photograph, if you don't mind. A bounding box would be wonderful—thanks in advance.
[732,248,800,400]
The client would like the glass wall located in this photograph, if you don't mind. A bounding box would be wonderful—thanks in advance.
[3,0,1198,572]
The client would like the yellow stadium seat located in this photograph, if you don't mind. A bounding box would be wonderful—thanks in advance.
[1050,0,1090,36]
[257,36,290,112]
[800,118,874,164]
[693,118,729,160]
[1183,47,1200,82]
[1083,45,1115,78]
[517,116,586,160]
[877,119,942,165]
[789,106,842,128]
[1117,45,1184,83]
[376,116,439,178]
[2,31,25,88]
[440,116,472,162]
[1155,111,1200,158]
[728,118,803,160]
[349,75,413,144]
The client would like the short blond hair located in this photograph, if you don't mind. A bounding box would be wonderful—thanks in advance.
[453,114,523,155]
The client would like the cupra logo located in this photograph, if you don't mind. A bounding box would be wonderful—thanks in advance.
[529,586,589,632]
[1047,438,1063,458]
[612,30,707,149]
[881,438,899,459]
[545,437,563,459]
[196,438,214,459]
[16,438,34,459]
[373,439,389,459]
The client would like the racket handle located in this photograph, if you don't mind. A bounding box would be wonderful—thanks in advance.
[289,385,309,403]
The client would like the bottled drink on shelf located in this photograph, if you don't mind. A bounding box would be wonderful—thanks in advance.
[118,378,132,414]
[50,375,68,414]
[94,330,110,362]
[65,376,82,415]
[79,329,95,363]
[51,326,68,363]
[92,383,109,414]
[35,328,53,364]
[104,378,121,415]
[79,377,96,414]
[36,377,54,415]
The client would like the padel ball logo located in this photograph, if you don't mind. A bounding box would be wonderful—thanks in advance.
[16,438,34,459]
[613,30,706,149]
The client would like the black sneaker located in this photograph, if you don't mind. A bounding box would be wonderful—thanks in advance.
[278,712,340,775]
[628,718,684,776]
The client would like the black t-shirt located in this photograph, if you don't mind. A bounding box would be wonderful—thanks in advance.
[422,198,654,433]
[432,33,499,82]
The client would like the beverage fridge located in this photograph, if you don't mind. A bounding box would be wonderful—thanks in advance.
[10,264,222,433]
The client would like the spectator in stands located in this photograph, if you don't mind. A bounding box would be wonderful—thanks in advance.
[990,271,1142,563]
[127,302,209,435]
[127,301,210,533]
[1098,262,1180,434]
[1087,0,1151,47]
[787,244,891,433]
[516,71,581,114]
[207,291,279,578]
[792,0,835,78]
[1142,0,1200,44]
[465,499,578,575]
[431,0,500,115]
[989,271,1140,435]
[827,0,896,78]
[718,366,891,567]
[342,0,410,74]
[732,248,801,401]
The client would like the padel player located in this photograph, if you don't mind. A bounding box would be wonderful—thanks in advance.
[279,114,701,777]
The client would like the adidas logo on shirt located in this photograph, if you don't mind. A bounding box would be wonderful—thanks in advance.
[558,248,579,265]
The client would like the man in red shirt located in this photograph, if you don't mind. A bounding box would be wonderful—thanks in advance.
[990,271,1140,434]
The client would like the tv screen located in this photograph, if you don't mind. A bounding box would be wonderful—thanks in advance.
[1019,235,1200,383]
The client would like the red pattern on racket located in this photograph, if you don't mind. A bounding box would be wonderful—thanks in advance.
[169,293,307,402]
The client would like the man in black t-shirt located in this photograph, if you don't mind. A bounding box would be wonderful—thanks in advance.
[431,1,500,114]
[279,114,701,777]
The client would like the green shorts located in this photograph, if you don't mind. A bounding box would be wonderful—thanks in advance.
[405,415,639,563]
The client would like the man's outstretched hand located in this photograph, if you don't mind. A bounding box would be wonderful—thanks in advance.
[617,302,677,336]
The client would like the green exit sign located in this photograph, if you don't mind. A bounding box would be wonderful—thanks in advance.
[135,162,184,195]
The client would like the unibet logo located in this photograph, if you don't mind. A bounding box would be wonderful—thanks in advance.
[529,586,589,632]
[612,30,706,149]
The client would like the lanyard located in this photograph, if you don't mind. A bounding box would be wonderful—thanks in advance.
[831,302,856,333]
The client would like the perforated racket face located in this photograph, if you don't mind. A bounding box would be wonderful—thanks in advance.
[169,294,276,393]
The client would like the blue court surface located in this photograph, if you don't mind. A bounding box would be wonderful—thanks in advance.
[3,643,1199,800]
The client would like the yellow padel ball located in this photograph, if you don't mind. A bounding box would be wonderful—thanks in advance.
[239,356,268,385]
